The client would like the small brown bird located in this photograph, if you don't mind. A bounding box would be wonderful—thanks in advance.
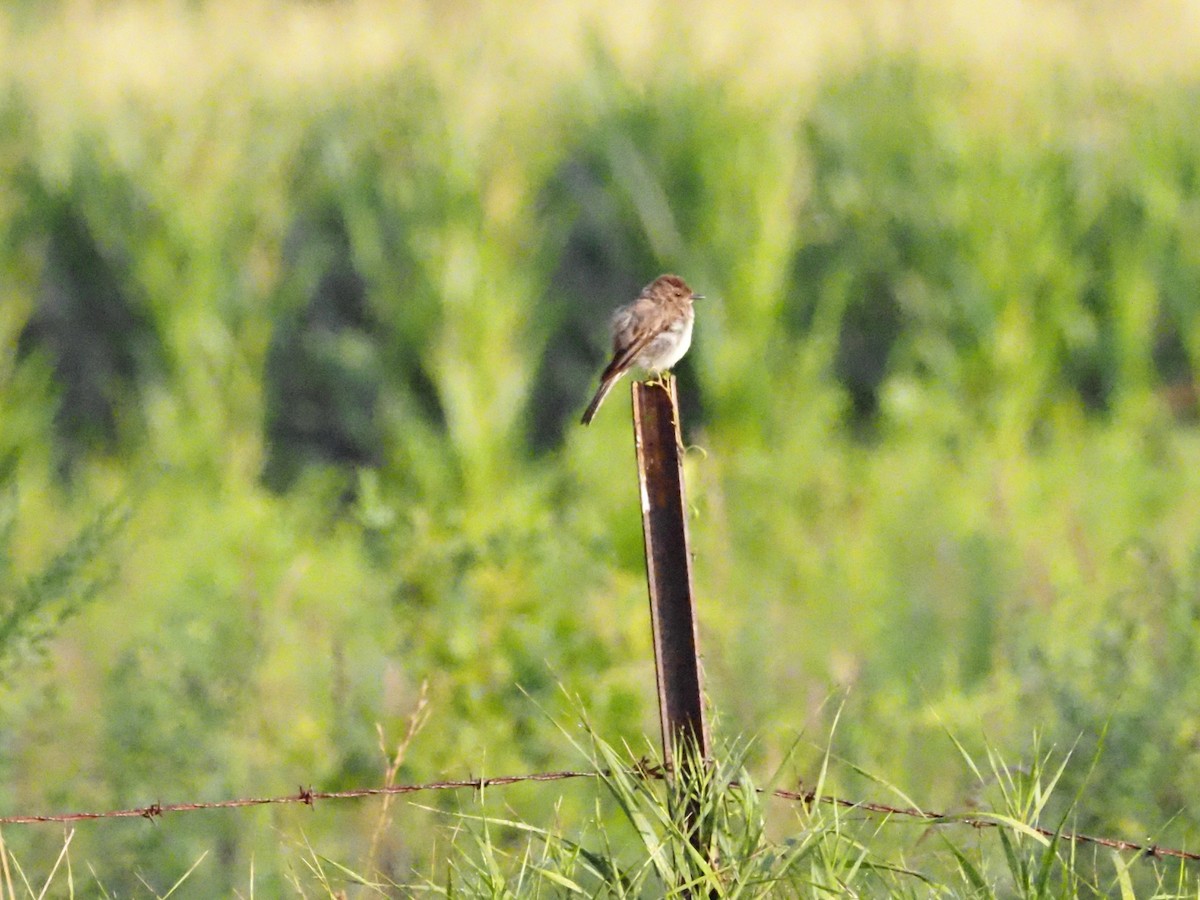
[581,274,701,425]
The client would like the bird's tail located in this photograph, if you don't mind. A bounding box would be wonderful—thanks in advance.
[580,372,623,425]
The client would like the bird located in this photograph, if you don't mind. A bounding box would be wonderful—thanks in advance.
[580,274,701,426]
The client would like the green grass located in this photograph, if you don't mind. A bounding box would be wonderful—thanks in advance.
[3,0,1200,894]
[6,717,1194,897]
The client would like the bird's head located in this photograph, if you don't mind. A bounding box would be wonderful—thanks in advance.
[646,274,702,304]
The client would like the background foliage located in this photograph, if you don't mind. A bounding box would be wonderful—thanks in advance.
[3,0,1200,893]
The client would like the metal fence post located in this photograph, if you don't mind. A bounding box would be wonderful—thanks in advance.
[631,378,711,860]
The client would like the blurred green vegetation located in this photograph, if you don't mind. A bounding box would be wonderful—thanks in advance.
[3,0,1200,893]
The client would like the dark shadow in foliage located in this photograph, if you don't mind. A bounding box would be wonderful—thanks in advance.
[262,209,385,494]
[1155,306,1198,421]
[15,162,161,476]
[529,100,708,449]
[530,158,652,451]
[834,278,903,425]
[789,63,954,431]
[1065,165,1142,416]
[268,120,447,495]
[793,61,1200,427]
[1064,303,1116,414]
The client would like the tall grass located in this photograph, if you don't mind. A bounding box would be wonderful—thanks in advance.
[2,0,1200,892]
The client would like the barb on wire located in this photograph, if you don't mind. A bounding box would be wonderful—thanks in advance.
[0,767,1195,865]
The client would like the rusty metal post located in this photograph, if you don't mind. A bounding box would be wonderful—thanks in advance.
[631,377,710,775]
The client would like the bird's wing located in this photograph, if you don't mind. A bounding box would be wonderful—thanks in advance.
[599,299,659,381]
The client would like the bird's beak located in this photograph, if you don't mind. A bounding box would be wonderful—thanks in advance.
[691,293,704,300]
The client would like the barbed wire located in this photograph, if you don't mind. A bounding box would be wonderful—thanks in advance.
[0,767,1195,864]
[769,785,1200,862]
[0,771,597,825]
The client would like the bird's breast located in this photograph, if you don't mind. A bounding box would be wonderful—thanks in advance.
[636,308,693,372]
